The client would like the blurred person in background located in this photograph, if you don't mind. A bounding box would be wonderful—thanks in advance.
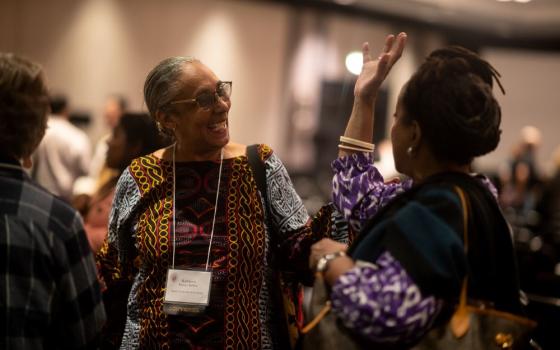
[31,94,91,202]
[80,112,168,252]
[516,145,560,350]
[0,52,105,349]
[537,145,560,245]
[74,94,129,196]
[91,95,129,181]
[498,125,544,261]
[499,125,543,215]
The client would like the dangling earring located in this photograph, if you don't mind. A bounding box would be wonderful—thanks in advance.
[156,121,164,133]
[407,146,414,157]
[21,156,33,169]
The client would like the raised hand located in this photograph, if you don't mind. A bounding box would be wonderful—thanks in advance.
[354,32,407,101]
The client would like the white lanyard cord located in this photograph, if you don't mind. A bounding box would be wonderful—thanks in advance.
[171,144,224,271]
[205,149,223,271]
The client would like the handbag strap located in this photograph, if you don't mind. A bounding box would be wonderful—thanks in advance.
[246,144,278,242]
[450,186,538,341]
[450,186,471,338]
[301,280,332,335]
[247,145,267,206]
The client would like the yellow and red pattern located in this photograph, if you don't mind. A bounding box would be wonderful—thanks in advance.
[127,146,272,348]
[97,144,344,349]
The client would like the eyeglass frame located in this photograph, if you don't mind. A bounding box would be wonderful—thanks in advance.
[169,81,232,110]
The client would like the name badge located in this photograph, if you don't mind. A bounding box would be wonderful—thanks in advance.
[163,268,212,315]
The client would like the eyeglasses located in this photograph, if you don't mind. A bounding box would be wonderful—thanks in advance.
[170,81,232,110]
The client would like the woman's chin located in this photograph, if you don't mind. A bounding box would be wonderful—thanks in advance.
[210,131,229,147]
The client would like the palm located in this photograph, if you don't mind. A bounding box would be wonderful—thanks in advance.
[354,33,407,100]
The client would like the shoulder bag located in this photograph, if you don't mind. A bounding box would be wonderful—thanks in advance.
[301,186,538,350]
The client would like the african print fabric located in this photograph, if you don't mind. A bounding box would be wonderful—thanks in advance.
[98,145,342,349]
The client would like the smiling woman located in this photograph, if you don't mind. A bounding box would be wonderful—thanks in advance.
[96,56,347,349]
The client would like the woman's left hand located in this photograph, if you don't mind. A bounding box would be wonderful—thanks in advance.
[309,238,348,270]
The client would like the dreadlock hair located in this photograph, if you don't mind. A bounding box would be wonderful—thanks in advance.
[402,46,504,165]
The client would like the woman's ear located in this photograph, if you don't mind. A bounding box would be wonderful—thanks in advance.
[409,120,422,149]
[155,110,176,131]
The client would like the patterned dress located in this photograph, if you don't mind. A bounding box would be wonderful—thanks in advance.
[97,144,341,349]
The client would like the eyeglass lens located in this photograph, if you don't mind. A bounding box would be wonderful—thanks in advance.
[197,82,231,108]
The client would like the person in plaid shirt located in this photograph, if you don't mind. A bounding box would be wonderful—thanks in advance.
[0,53,106,349]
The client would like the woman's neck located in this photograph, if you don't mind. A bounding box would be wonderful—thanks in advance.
[173,142,224,162]
[156,142,246,162]
[412,160,471,183]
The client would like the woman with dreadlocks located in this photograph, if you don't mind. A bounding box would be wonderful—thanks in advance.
[308,33,524,347]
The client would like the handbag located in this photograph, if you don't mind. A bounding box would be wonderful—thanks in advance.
[301,272,362,350]
[302,186,538,350]
[412,186,538,350]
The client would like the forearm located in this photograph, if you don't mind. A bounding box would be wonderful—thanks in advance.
[339,97,375,158]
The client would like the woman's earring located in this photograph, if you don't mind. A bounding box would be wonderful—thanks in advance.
[407,146,414,157]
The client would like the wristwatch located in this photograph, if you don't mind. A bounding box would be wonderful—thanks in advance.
[315,251,346,273]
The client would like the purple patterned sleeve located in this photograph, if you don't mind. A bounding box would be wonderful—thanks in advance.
[330,251,442,344]
[332,153,498,232]
[331,152,412,231]
[474,173,499,199]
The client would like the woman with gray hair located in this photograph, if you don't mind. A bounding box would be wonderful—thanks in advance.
[97,57,342,349]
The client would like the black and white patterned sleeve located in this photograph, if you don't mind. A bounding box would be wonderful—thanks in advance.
[264,152,310,236]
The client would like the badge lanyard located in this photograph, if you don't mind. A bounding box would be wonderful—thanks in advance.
[171,143,224,271]
[163,144,224,315]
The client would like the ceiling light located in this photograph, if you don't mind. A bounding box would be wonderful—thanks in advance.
[345,51,362,76]
[514,0,532,3]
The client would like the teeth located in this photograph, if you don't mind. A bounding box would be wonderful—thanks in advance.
[209,121,227,130]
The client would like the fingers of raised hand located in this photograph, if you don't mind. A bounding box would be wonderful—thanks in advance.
[391,32,407,59]
[382,34,396,56]
[383,32,407,68]
[362,42,371,64]
[377,53,390,74]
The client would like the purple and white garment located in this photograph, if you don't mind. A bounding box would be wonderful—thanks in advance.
[332,152,412,233]
[332,152,497,232]
[329,152,497,345]
[331,251,442,344]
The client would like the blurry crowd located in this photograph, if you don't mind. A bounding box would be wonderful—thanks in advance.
[29,94,171,252]
[493,126,560,298]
